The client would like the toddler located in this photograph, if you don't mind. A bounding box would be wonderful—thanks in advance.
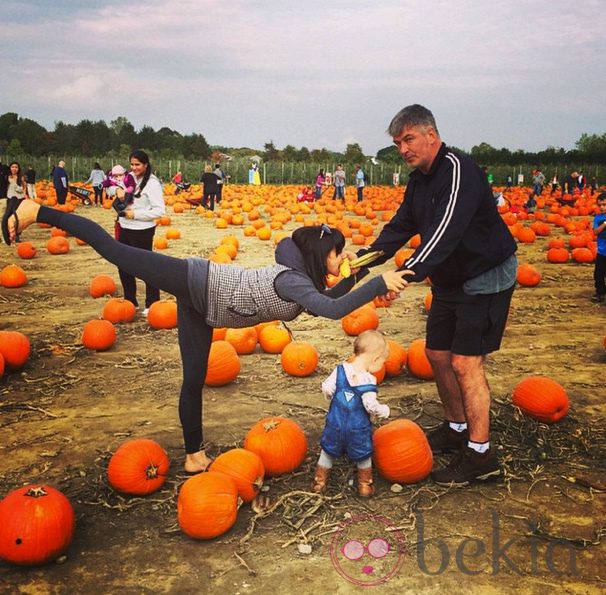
[312,329,390,498]
[103,164,135,211]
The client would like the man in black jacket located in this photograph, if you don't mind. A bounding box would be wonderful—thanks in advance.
[364,104,517,485]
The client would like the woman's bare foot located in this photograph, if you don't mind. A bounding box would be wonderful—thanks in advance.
[184,450,213,474]
[9,199,40,242]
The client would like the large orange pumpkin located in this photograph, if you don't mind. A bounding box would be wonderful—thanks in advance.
[258,324,292,354]
[280,341,318,377]
[384,339,407,377]
[373,419,433,483]
[0,330,31,370]
[209,448,265,503]
[0,264,28,288]
[512,376,569,423]
[16,241,37,260]
[46,236,70,255]
[516,263,542,287]
[224,327,258,355]
[81,319,116,351]
[177,472,240,540]
[89,274,117,298]
[341,305,379,336]
[0,485,75,566]
[102,298,136,323]
[546,247,570,263]
[244,416,307,477]
[205,340,241,386]
[147,300,178,329]
[406,338,434,380]
[107,438,170,495]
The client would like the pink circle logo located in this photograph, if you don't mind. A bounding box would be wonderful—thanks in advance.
[330,514,406,586]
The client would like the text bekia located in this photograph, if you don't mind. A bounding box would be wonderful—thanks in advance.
[415,510,578,576]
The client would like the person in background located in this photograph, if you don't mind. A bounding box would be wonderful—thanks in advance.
[550,173,559,195]
[505,174,513,191]
[590,176,598,196]
[360,103,517,486]
[85,162,106,207]
[201,164,219,211]
[114,150,165,316]
[577,171,586,193]
[315,168,326,200]
[53,160,69,205]
[25,165,37,200]
[1,162,29,243]
[333,164,346,200]
[355,165,365,202]
[5,201,409,476]
[214,163,226,205]
[590,192,606,303]
[312,330,390,498]
[0,160,9,199]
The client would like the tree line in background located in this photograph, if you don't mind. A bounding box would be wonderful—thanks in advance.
[0,111,604,185]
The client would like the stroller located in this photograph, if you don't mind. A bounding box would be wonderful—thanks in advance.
[175,181,191,194]
[68,185,92,206]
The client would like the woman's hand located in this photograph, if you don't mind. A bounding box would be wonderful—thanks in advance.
[342,250,361,274]
[115,187,125,199]
[381,269,413,292]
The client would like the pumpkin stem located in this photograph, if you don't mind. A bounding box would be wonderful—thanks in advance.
[146,463,159,479]
[263,420,280,432]
[25,486,49,498]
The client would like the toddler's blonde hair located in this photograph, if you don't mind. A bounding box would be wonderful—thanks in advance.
[353,329,387,357]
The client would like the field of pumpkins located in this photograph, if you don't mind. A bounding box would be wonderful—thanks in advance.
[0,181,605,592]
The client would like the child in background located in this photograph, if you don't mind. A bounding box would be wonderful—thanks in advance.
[297,186,314,203]
[103,164,135,202]
[312,330,390,498]
[591,192,606,303]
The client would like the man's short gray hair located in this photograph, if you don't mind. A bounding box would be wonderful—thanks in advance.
[387,104,439,137]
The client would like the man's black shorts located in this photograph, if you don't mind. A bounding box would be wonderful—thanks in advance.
[426,285,514,356]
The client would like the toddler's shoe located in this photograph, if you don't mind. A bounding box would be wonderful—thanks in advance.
[311,465,331,494]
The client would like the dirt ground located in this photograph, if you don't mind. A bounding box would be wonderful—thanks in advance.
[0,191,605,595]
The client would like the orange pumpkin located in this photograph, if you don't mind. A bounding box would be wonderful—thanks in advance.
[244,416,307,476]
[209,448,265,503]
[81,319,116,351]
[516,263,542,287]
[16,241,37,259]
[0,330,31,370]
[165,228,181,240]
[46,236,70,254]
[0,485,75,566]
[280,341,318,377]
[225,327,258,355]
[571,247,594,263]
[107,439,170,495]
[373,419,433,483]
[102,298,136,323]
[0,264,28,288]
[384,340,407,377]
[406,338,434,380]
[341,305,380,336]
[258,324,292,354]
[147,300,178,329]
[89,274,117,298]
[177,472,239,539]
[205,340,241,386]
[512,376,569,423]
[546,247,570,263]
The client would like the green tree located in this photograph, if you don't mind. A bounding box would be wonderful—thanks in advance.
[263,141,281,161]
[182,133,210,159]
[0,112,19,142]
[297,147,310,162]
[110,117,136,150]
[344,143,365,164]
[13,118,48,155]
[376,145,400,163]
[281,144,298,161]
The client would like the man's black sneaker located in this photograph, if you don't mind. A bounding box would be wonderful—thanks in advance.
[431,446,501,486]
[426,421,468,454]
[590,294,605,303]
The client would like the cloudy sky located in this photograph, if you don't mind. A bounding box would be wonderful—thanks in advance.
[2,0,605,155]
